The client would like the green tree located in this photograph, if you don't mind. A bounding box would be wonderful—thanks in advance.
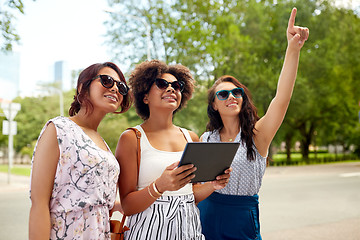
[173,82,208,136]
[12,89,73,157]
[98,113,131,152]
[0,0,35,52]
[106,0,360,160]
[285,1,360,159]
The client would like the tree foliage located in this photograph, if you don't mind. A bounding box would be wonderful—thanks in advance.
[0,0,35,52]
[105,0,360,159]
[1,0,359,161]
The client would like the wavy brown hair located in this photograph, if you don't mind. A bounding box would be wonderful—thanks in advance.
[129,60,195,120]
[206,75,259,161]
[69,62,132,116]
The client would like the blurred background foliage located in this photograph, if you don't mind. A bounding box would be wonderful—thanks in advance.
[1,0,359,163]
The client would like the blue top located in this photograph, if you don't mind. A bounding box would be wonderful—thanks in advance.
[202,129,267,196]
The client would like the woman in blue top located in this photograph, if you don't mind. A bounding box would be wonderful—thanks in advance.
[197,8,309,240]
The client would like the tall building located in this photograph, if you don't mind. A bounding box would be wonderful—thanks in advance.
[54,60,72,91]
[0,52,20,101]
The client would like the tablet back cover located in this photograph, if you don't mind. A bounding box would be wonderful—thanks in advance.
[179,142,239,182]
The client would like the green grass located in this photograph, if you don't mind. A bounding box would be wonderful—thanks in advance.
[0,165,31,176]
[270,152,358,166]
[272,152,339,161]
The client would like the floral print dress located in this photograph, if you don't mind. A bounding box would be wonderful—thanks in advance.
[30,116,120,240]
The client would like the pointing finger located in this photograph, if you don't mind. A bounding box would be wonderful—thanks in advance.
[288,7,297,29]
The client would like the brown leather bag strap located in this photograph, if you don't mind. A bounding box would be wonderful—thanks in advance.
[118,128,142,232]
[126,127,142,176]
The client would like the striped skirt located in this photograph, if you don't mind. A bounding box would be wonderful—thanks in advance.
[124,194,204,240]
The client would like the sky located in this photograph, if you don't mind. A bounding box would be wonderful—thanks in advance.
[11,0,120,98]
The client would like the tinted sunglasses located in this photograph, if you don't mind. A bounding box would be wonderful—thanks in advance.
[92,75,129,95]
[154,78,185,92]
[215,87,244,100]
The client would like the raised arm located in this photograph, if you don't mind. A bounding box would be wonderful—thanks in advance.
[254,7,309,156]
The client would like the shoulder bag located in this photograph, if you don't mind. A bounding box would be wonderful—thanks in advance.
[110,128,141,240]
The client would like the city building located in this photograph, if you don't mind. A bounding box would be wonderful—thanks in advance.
[54,60,72,91]
[0,52,20,101]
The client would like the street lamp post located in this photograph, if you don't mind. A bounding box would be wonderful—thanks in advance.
[105,9,151,60]
[53,88,64,116]
[37,85,64,116]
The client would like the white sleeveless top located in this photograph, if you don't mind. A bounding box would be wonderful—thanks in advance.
[135,125,193,196]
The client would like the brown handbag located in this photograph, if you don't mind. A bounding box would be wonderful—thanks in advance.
[110,128,141,240]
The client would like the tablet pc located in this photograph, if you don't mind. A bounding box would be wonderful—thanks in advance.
[178,142,240,183]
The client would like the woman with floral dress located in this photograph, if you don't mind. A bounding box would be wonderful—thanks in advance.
[29,62,132,239]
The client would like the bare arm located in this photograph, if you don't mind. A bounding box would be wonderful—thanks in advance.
[29,123,59,240]
[254,7,309,156]
[116,130,196,216]
[193,167,231,204]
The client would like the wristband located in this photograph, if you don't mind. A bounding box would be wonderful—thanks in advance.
[147,185,157,199]
[152,181,163,196]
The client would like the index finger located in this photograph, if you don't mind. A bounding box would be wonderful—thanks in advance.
[288,7,297,29]
[176,163,195,172]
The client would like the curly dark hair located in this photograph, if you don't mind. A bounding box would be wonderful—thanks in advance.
[69,62,132,116]
[206,75,259,161]
[129,60,195,120]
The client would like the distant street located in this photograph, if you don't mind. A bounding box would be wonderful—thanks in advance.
[0,174,30,240]
[0,162,359,240]
[260,162,360,240]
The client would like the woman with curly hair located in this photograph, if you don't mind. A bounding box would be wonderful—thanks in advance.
[197,8,309,240]
[115,60,231,240]
[29,62,132,239]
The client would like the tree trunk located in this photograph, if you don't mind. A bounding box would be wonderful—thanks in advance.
[285,132,292,164]
[299,122,315,163]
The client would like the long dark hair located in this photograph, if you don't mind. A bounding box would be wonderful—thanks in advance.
[206,75,259,161]
[69,62,132,116]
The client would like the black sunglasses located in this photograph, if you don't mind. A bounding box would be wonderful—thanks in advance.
[215,87,244,100]
[92,75,129,95]
[154,78,185,92]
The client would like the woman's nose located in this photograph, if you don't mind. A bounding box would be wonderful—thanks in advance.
[166,87,175,93]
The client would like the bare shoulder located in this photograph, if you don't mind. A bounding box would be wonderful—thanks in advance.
[32,122,59,181]
[115,128,139,158]
[36,122,58,148]
[188,130,200,142]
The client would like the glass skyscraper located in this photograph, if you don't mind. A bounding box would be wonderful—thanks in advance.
[0,52,20,101]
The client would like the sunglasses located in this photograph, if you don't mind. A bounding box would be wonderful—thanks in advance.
[92,75,129,95]
[154,78,185,92]
[215,87,244,101]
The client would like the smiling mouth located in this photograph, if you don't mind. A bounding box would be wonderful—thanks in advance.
[163,96,176,101]
[227,102,238,107]
[105,95,117,102]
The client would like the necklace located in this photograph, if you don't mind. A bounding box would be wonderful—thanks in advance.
[220,128,239,142]
[221,135,234,142]
[221,133,237,142]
